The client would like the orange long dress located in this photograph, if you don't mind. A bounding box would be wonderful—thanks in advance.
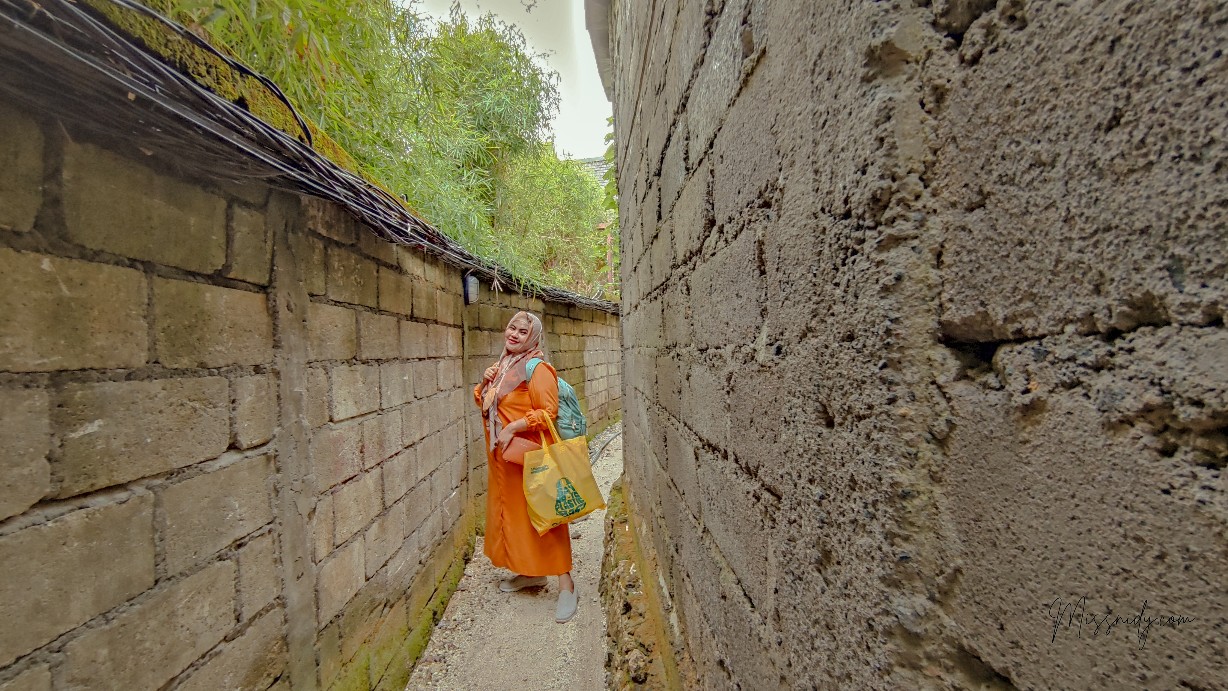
[474,362,573,576]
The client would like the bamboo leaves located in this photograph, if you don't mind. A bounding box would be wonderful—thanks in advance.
[147,0,615,295]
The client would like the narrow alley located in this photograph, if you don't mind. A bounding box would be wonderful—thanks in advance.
[406,425,623,690]
[1,0,1224,690]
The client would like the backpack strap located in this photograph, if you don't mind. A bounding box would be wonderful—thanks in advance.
[526,358,555,380]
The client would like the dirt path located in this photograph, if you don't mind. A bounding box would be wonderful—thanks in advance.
[406,425,624,690]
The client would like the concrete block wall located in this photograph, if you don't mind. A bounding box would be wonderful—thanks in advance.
[0,98,621,691]
[607,0,1226,689]
[296,193,472,691]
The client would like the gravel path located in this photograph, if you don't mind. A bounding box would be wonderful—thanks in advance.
[406,424,624,690]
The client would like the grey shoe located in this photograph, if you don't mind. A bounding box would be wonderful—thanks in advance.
[499,575,547,592]
[555,586,578,623]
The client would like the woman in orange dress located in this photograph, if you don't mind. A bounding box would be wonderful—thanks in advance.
[475,311,578,623]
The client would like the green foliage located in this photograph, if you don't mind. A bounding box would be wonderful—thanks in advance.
[143,0,614,295]
[494,145,611,297]
[599,116,620,301]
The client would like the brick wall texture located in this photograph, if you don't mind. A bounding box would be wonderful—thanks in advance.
[0,100,620,691]
[607,1,1226,689]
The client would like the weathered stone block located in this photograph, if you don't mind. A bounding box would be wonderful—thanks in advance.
[212,177,270,207]
[673,160,713,264]
[689,233,762,349]
[358,312,400,360]
[469,330,491,359]
[154,278,273,368]
[698,450,775,612]
[317,621,343,687]
[364,498,410,578]
[333,470,381,545]
[420,506,443,548]
[422,395,452,441]
[290,230,327,296]
[307,301,357,362]
[313,492,334,563]
[661,119,689,217]
[416,432,444,483]
[0,664,50,691]
[330,363,380,420]
[412,285,438,321]
[237,532,279,621]
[174,608,286,691]
[399,319,430,359]
[62,561,235,690]
[0,103,43,233]
[403,479,432,535]
[233,374,275,449]
[382,447,418,506]
[380,362,414,409]
[427,323,450,354]
[436,290,462,326]
[413,360,439,398]
[358,228,398,264]
[479,305,502,330]
[464,360,484,389]
[63,141,226,273]
[310,422,362,490]
[647,227,672,292]
[54,377,229,497]
[305,199,356,245]
[317,540,364,626]
[0,388,49,521]
[395,247,426,281]
[326,246,378,308]
[363,413,403,470]
[379,267,413,316]
[338,615,387,676]
[0,249,147,372]
[401,399,426,447]
[437,359,462,392]
[226,205,272,285]
[365,600,409,687]
[682,362,728,447]
[383,534,424,600]
[440,484,463,528]
[0,496,154,667]
[306,366,330,428]
[160,455,274,574]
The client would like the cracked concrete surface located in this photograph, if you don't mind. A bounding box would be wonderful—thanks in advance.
[603,0,1226,688]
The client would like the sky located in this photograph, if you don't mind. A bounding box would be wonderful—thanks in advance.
[415,0,611,160]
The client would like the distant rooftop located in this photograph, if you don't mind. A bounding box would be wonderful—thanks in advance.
[575,156,612,185]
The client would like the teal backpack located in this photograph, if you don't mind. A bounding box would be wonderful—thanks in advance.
[527,358,587,440]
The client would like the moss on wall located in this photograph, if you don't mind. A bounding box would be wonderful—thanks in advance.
[78,0,390,191]
[401,545,470,672]
[601,479,697,690]
[326,515,477,691]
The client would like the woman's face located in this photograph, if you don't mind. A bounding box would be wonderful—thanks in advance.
[504,317,532,353]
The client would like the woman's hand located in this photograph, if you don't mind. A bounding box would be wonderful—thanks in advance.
[483,365,499,383]
[496,425,516,453]
[496,418,528,455]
